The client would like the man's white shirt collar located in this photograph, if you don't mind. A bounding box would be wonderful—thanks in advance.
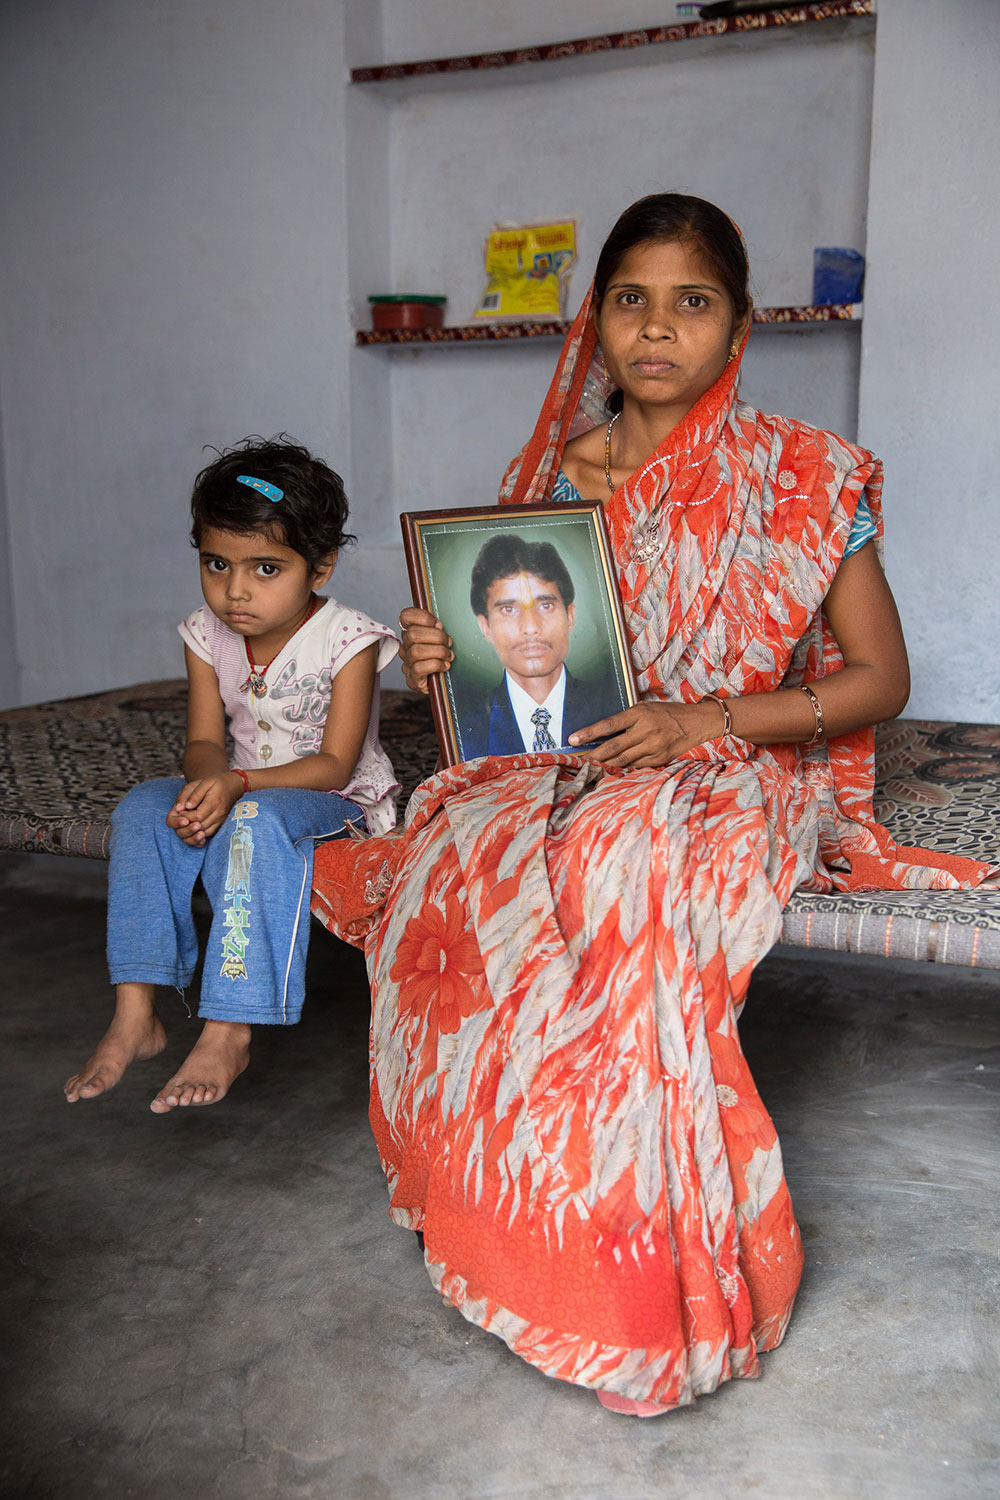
[506,668,567,750]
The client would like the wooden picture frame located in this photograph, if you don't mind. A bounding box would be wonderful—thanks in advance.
[401,502,638,768]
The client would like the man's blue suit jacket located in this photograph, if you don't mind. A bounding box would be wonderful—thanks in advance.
[460,669,611,760]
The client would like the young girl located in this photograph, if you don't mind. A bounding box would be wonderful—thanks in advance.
[64,436,398,1113]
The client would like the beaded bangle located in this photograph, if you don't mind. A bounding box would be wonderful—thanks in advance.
[232,768,252,795]
[702,693,733,738]
[799,683,825,745]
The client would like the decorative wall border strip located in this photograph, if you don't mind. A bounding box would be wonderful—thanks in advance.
[356,322,568,345]
[753,302,861,324]
[354,304,861,345]
[351,2,874,84]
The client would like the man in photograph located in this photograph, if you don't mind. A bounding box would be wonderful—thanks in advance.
[460,533,620,759]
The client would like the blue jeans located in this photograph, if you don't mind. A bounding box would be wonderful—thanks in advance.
[107,778,364,1024]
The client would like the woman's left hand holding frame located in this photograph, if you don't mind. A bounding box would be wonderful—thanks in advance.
[569,699,722,769]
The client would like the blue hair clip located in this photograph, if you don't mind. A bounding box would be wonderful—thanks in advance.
[237,474,283,503]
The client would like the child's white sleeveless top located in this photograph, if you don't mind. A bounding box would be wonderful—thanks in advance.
[178,598,400,834]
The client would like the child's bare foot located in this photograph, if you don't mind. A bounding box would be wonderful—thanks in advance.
[65,987,166,1102]
[150,1020,251,1113]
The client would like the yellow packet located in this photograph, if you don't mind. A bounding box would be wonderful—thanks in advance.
[473,221,577,322]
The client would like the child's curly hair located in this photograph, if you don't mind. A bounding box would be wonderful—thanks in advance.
[190,435,355,573]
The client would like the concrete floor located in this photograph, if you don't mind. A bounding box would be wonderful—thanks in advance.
[1,852,998,1500]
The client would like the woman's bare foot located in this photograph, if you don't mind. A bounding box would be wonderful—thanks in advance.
[64,984,166,1102]
[597,1390,672,1418]
[149,1020,251,1113]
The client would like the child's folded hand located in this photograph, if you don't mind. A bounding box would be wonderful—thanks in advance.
[166,774,242,845]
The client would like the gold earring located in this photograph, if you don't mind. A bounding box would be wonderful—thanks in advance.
[727,338,740,363]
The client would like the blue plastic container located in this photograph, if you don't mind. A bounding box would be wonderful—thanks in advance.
[812,247,865,305]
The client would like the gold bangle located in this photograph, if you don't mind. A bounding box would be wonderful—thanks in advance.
[800,683,825,745]
[702,693,732,738]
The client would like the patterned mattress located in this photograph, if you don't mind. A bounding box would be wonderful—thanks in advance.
[1,682,997,967]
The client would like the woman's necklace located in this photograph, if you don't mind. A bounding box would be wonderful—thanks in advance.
[241,594,318,698]
[604,412,621,493]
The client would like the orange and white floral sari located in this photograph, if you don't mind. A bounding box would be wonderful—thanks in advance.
[315,289,988,1409]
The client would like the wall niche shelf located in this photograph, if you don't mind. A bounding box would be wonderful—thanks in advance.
[351,2,873,85]
[354,304,862,346]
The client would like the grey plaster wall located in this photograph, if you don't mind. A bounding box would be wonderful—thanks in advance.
[0,390,18,708]
[0,0,359,707]
[858,0,1000,723]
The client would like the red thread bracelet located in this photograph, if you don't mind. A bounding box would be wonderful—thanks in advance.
[232,768,251,795]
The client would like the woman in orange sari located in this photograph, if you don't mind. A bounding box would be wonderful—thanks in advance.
[321,195,988,1415]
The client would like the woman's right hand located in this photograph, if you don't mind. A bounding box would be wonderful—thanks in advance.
[398,607,453,694]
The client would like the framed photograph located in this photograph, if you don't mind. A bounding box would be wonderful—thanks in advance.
[401,502,638,768]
